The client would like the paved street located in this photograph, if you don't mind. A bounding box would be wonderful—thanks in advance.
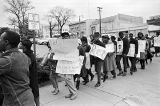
[39,57,160,106]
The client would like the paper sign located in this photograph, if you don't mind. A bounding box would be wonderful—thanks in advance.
[49,38,79,61]
[137,40,146,58]
[154,36,160,47]
[89,44,107,60]
[105,43,115,53]
[127,44,135,57]
[56,56,84,74]
[117,41,123,55]
[85,53,91,69]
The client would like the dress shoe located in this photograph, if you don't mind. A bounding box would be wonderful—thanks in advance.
[94,82,101,87]
[70,93,77,100]
[117,72,123,76]
[122,72,127,76]
[90,74,94,81]
[83,80,89,85]
[113,75,116,79]
[103,75,108,82]
[130,72,133,75]
[52,89,59,95]
[65,94,72,98]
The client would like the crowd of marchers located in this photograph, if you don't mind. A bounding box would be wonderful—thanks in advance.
[0,28,159,105]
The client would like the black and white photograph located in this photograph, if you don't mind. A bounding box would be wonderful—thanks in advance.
[0,0,160,106]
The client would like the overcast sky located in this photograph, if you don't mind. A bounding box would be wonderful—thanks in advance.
[0,0,160,27]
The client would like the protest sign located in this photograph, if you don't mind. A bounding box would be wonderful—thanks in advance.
[49,38,79,61]
[56,56,84,74]
[105,43,115,53]
[127,44,135,57]
[137,40,146,58]
[85,53,91,69]
[117,41,123,55]
[154,36,160,47]
[89,44,107,60]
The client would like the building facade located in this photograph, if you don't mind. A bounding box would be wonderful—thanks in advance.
[69,19,96,38]
[91,14,145,37]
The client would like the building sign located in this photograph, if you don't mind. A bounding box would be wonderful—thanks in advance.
[28,13,40,30]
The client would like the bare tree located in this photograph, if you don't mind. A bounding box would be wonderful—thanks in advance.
[5,0,34,35]
[47,15,57,38]
[50,6,75,34]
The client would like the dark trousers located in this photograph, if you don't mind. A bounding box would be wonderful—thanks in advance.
[129,57,137,72]
[94,61,103,83]
[0,86,3,105]
[140,59,145,69]
[85,69,94,81]
[126,57,130,67]
[116,55,128,72]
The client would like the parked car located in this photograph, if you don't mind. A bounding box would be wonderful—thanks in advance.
[37,39,49,45]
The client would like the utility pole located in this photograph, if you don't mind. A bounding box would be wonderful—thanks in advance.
[97,7,102,36]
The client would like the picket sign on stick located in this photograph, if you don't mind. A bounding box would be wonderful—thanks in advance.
[137,40,146,58]
[56,56,84,74]
[154,36,160,47]
[49,38,79,61]
[89,44,107,60]
[117,41,123,55]
[127,44,135,57]
[105,43,115,53]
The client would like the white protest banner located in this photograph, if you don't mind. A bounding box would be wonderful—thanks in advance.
[127,44,135,57]
[154,36,160,47]
[137,40,146,58]
[117,41,123,55]
[49,38,79,61]
[56,56,84,74]
[105,43,115,53]
[89,44,107,60]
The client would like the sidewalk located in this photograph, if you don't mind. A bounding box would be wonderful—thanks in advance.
[40,57,160,106]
